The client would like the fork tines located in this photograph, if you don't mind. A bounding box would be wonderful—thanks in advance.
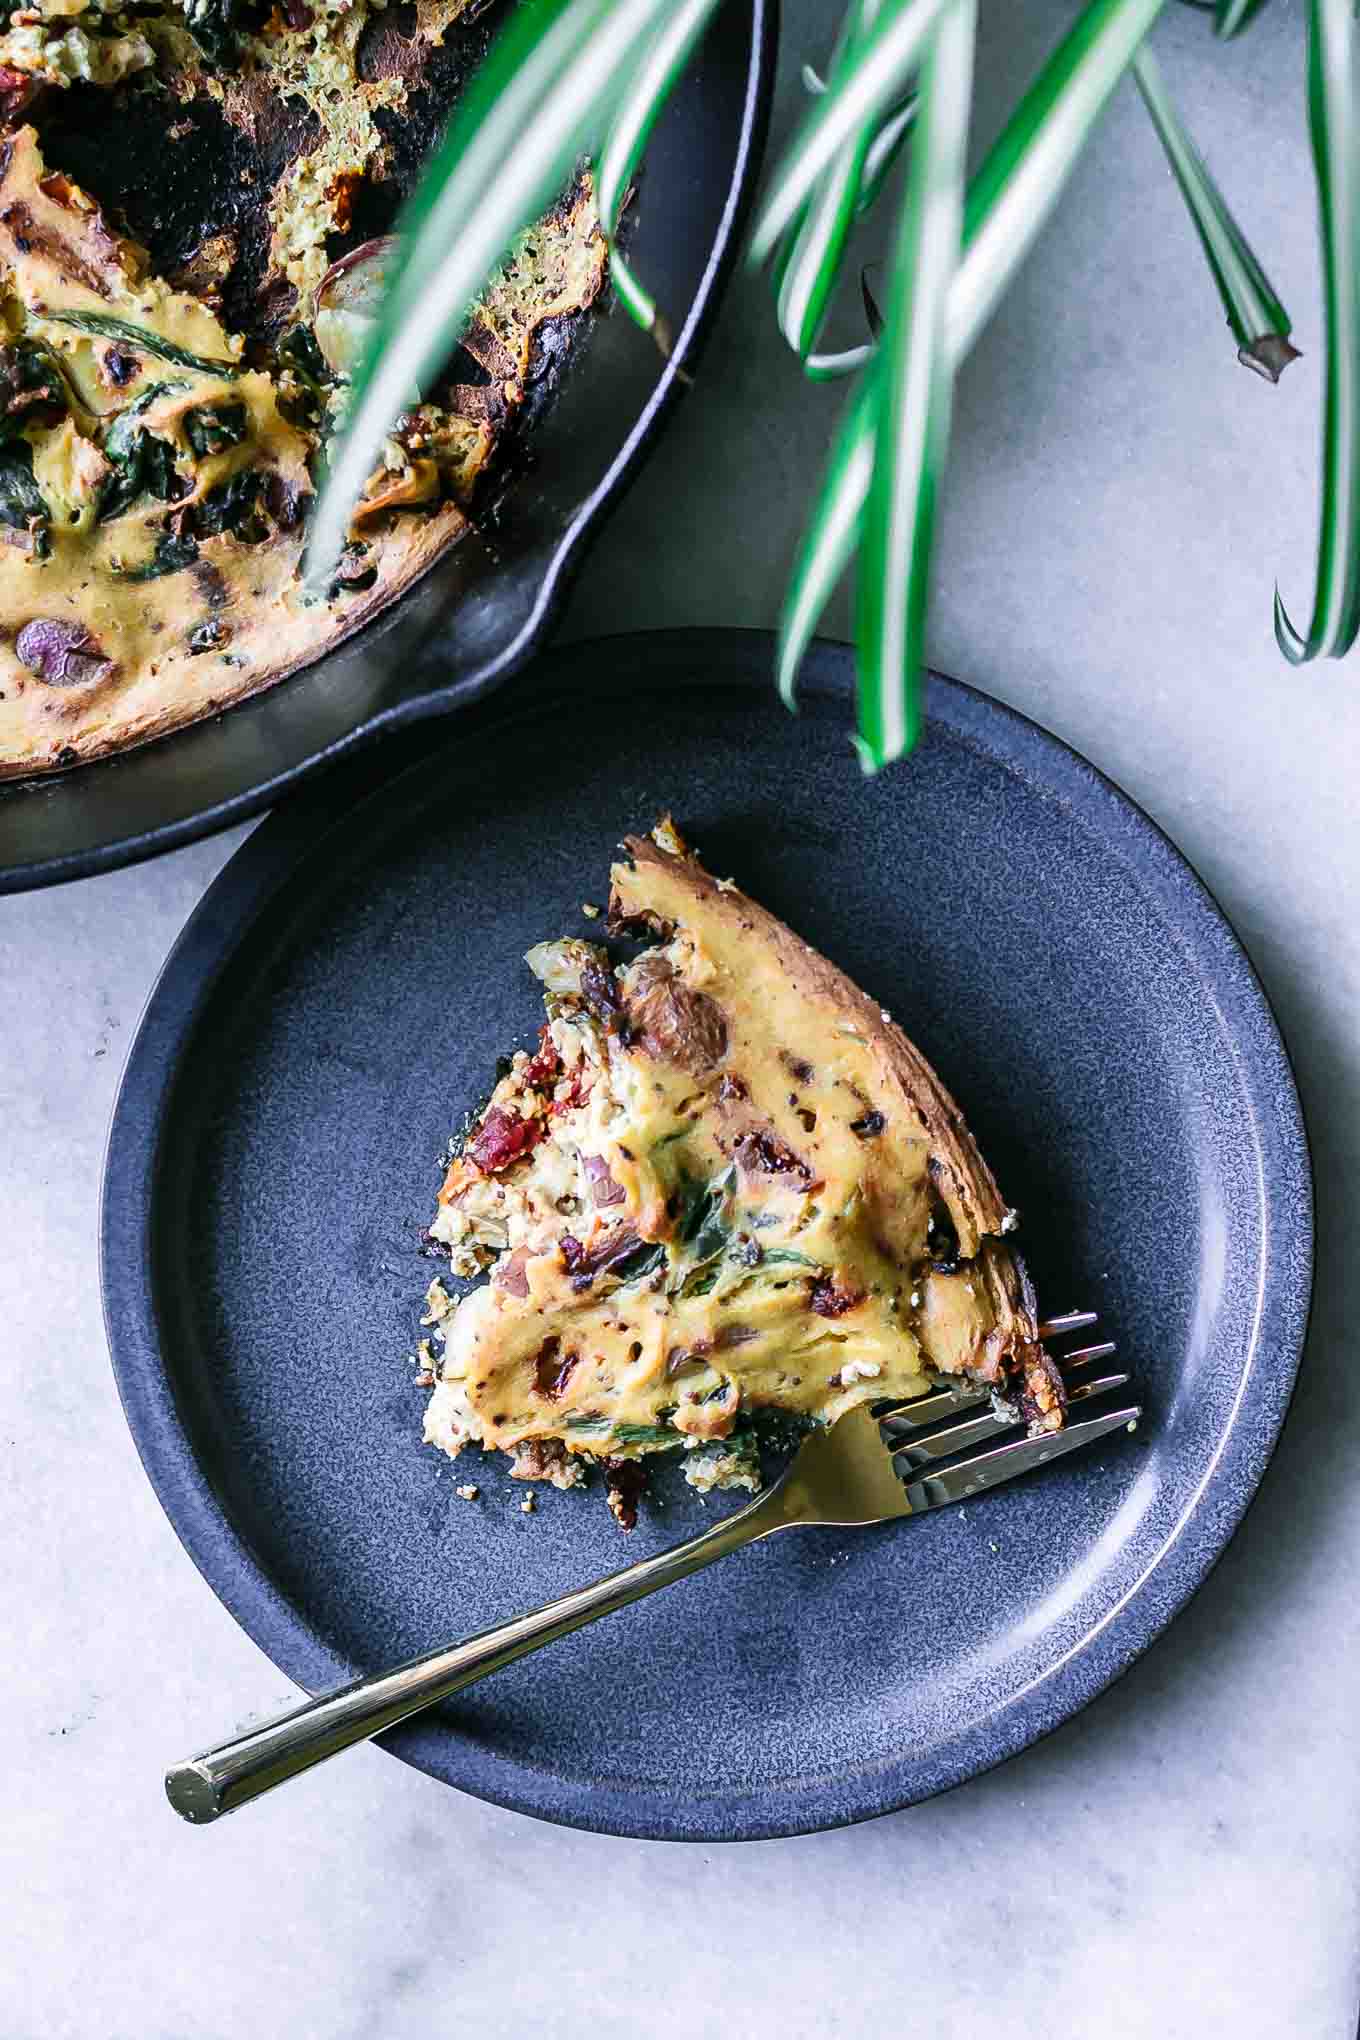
[875,1311,1140,1512]
[1037,1309,1101,1338]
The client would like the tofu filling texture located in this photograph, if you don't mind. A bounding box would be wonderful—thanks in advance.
[423,820,1064,1524]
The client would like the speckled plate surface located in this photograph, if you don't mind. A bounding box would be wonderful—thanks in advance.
[101,629,1313,1840]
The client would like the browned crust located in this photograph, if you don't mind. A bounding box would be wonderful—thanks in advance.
[978,1235,1037,1335]
[611,832,1011,1259]
[0,499,468,779]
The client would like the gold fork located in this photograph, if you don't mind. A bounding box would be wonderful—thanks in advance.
[165,1313,1137,1823]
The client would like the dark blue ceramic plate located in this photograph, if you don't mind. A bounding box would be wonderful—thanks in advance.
[101,630,1313,1841]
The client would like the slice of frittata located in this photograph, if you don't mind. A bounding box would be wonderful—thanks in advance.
[423,819,1063,1525]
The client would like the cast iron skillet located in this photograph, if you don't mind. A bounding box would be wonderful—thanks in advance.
[0,0,776,893]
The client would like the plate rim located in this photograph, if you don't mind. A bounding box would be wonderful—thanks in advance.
[100,628,1315,1840]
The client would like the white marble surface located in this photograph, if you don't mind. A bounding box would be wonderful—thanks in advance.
[5,3,1360,2034]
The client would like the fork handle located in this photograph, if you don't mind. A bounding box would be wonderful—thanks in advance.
[165,1482,785,1823]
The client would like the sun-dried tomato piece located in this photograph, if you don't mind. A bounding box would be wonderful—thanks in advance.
[523,1026,562,1090]
[549,1065,592,1117]
[466,1105,540,1175]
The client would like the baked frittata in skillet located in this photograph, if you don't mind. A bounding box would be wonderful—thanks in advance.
[423,820,1065,1526]
[0,0,604,776]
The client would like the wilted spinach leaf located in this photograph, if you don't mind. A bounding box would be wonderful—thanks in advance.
[611,1240,667,1285]
[667,1166,737,1300]
[191,467,267,542]
[187,617,228,653]
[183,400,247,458]
[0,442,50,553]
[675,1261,723,1301]
[116,531,200,581]
[564,1417,678,1448]
[46,312,240,379]
[612,1423,680,1447]
[674,1165,735,1251]
[279,324,331,407]
[99,384,184,522]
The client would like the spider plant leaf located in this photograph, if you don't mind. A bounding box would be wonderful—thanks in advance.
[307,0,670,590]
[1174,0,1269,21]
[856,92,919,213]
[799,270,884,378]
[948,0,1168,364]
[861,264,884,335]
[801,39,919,205]
[1133,48,1296,378]
[605,251,663,341]
[1214,0,1272,37]
[776,380,875,708]
[751,0,949,265]
[596,0,722,231]
[776,3,879,360]
[855,0,976,770]
[805,344,875,379]
[596,0,725,340]
[1276,0,1360,662]
[774,6,916,369]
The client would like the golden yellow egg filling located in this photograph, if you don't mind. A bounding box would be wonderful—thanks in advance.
[423,820,1063,1526]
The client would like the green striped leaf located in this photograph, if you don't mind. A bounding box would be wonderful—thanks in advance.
[1276,0,1360,662]
[1134,48,1296,379]
[775,6,918,368]
[776,379,875,707]
[785,0,1171,388]
[776,3,881,362]
[948,0,1167,364]
[307,0,672,591]
[1176,0,1270,31]
[751,0,948,266]
[855,0,976,769]
[856,93,918,214]
[781,0,1168,748]
[1214,0,1272,37]
[596,0,725,344]
[805,344,875,379]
